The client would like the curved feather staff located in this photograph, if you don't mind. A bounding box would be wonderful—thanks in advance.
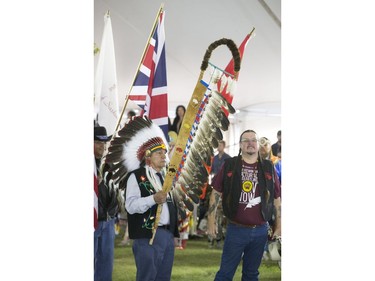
[150,38,242,244]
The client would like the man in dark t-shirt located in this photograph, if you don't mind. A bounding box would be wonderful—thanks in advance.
[207,129,281,281]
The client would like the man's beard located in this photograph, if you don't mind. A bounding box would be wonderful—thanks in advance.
[243,150,256,156]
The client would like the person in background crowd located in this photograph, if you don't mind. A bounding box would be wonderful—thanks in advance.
[259,137,278,163]
[271,130,281,159]
[176,208,192,250]
[258,136,280,260]
[94,126,119,281]
[274,146,281,184]
[207,129,281,281]
[211,140,231,177]
[169,105,186,134]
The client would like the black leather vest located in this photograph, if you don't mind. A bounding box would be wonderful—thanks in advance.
[222,156,275,222]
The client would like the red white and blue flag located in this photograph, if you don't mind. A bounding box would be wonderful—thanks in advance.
[94,158,99,230]
[129,10,169,138]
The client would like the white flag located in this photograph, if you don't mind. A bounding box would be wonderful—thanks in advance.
[94,12,119,135]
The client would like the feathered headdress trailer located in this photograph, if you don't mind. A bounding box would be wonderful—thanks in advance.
[105,116,169,189]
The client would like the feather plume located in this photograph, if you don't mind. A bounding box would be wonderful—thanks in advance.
[105,150,124,163]
[210,90,236,114]
[107,144,125,153]
[181,195,194,211]
[105,116,169,184]
[183,188,200,204]
[112,165,127,184]
[109,160,126,172]
[212,67,222,84]
[219,74,227,92]
[227,77,237,95]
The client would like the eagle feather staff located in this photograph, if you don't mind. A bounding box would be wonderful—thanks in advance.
[150,38,242,244]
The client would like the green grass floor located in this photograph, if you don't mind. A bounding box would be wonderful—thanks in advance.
[112,234,281,281]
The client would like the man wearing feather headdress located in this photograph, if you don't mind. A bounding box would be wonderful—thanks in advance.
[106,116,179,281]
[207,129,281,281]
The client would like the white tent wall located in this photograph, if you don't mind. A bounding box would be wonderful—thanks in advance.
[94,0,281,146]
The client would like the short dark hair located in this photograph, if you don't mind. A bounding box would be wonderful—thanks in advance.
[219,140,226,146]
[277,130,281,136]
[240,130,257,142]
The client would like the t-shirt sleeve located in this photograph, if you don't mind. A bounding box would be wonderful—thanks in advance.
[211,164,225,193]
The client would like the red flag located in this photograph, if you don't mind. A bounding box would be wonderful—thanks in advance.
[94,158,99,230]
[217,32,252,115]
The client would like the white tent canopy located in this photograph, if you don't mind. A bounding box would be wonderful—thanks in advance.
[94,0,281,151]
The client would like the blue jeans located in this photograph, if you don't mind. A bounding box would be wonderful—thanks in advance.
[94,218,115,281]
[132,228,175,281]
[214,223,268,281]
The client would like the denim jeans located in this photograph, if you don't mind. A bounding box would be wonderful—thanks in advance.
[94,218,115,281]
[132,228,175,281]
[214,222,268,281]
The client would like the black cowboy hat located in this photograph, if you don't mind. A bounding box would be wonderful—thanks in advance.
[94,126,111,142]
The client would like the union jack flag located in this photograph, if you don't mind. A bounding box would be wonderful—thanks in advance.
[129,10,169,138]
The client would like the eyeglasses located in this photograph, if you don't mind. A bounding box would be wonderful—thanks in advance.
[240,138,258,143]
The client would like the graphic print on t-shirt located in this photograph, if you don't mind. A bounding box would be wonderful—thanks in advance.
[240,163,261,209]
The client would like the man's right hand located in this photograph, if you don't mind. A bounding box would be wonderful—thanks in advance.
[153,191,167,204]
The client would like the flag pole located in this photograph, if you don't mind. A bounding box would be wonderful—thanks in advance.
[248,27,256,43]
[113,3,164,133]
[249,27,255,37]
